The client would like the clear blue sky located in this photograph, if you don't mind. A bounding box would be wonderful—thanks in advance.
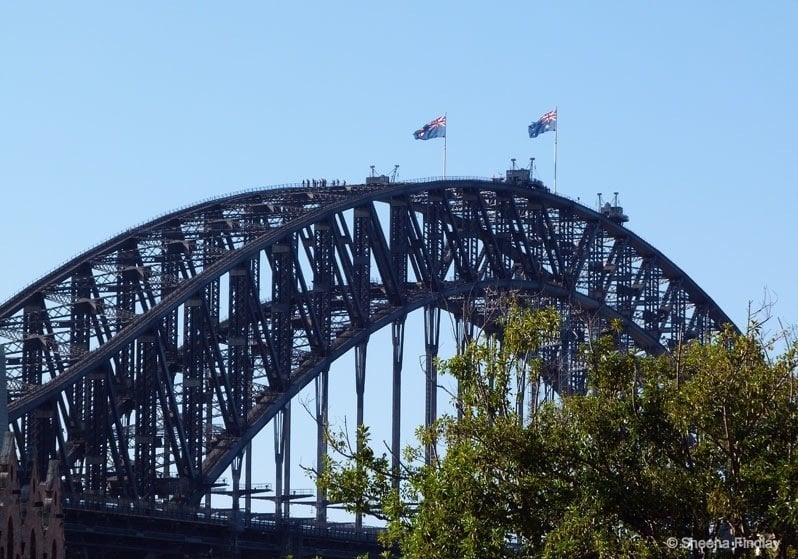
[2,2,797,516]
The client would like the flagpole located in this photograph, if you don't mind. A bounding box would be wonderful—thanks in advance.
[553,107,558,194]
[443,112,447,178]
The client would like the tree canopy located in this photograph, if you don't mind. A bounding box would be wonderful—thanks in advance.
[316,304,798,558]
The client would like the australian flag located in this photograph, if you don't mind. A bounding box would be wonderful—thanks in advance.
[528,110,557,138]
[413,115,446,140]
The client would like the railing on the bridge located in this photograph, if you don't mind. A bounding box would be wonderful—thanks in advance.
[63,494,385,541]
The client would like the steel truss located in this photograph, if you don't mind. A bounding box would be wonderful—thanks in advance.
[0,179,732,515]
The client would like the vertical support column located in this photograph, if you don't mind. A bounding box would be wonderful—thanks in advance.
[228,262,255,519]
[557,304,571,396]
[161,237,185,487]
[312,219,333,524]
[642,260,662,334]
[313,220,333,346]
[315,367,329,523]
[354,341,367,530]
[455,314,474,354]
[612,239,633,318]
[203,279,221,511]
[273,403,293,521]
[116,243,140,385]
[228,454,243,559]
[496,191,514,277]
[516,356,527,426]
[273,406,287,521]
[21,299,50,483]
[231,452,242,526]
[353,207,372,328]
[425,191,444,289]
[391,319,405,490]
[388,196,410,484]
[115,246,140,500]
[245,442,252,519]
[202,214,223,510]
[586,224,607,303]
[182,298,205,493]
[71,265,108,493]
[86,367,107,493]
[355,343,368,439]
[270,238,294,522]
[270,241,294,386]
[424,305,441,465]
[69,267,89,491]
[389,198,409,304]
[283,401,292,520]
[671,285,688,350]
[135,334,159,501]
[529,204,548,280]
[228,264,253,422]
[611,240,637,365]
[461,190,480,283]
[204,396,213,512]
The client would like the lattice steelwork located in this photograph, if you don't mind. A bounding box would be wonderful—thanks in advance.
[0,178,733,514]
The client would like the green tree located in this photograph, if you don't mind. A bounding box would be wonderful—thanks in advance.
[316,304,798,559]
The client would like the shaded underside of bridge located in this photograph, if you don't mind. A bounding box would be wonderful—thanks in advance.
[0,175,733,557]
[63,500,384,559]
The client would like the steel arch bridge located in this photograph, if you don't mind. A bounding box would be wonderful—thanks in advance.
[0,172,733,524]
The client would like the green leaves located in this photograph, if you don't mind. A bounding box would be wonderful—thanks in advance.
[316,305,798,558]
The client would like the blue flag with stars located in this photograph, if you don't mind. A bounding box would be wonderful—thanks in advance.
[413,115,446,140]
[528,110,557,138]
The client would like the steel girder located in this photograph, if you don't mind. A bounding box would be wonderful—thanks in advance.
[0,180,734,505]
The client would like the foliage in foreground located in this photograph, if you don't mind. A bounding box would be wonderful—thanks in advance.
[316,305,798,558]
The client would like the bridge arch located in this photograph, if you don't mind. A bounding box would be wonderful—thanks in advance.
[0,178,733,510]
